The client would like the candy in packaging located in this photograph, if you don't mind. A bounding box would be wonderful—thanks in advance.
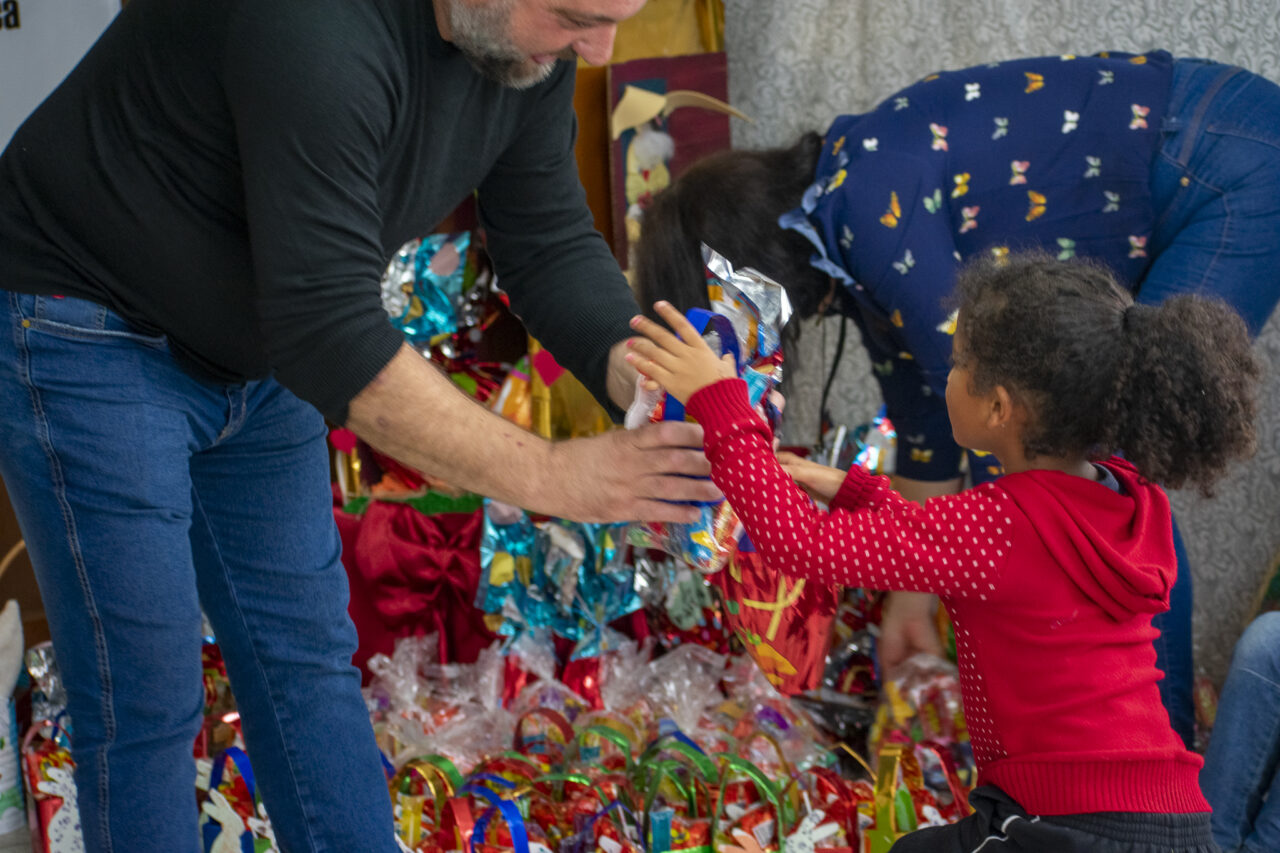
[626,245,791,574]
[382,232,473,345]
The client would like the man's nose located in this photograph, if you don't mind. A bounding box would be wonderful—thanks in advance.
[573,24,617,66]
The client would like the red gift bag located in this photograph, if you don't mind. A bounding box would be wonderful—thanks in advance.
[712,544,838,694]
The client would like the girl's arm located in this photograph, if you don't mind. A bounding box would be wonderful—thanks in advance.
[686,379,1013,598]
[625,302,1014,598]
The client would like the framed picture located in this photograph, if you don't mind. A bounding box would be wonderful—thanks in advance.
[607,52,740,269]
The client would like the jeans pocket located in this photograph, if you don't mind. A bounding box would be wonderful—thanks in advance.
[19,293,168,349]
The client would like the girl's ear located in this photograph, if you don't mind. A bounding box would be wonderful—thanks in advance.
[986,384,1016,430]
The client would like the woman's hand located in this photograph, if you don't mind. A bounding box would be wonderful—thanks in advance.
[878,591,944,678]
[625,301,737,404]
[777,452,847,503]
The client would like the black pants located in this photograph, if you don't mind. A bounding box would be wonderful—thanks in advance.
[888,786,1219,853]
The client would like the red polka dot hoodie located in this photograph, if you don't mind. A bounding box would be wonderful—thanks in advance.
[686,378,1210,816]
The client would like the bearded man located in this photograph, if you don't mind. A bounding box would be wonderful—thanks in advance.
[0,0,713,848]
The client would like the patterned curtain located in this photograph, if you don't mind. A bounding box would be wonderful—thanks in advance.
[723,0,1280,684]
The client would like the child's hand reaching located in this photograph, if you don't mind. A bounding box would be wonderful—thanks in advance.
[626,301,738,405]
[778,452,847,504]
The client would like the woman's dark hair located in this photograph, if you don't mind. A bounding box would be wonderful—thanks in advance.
[953,251,1261,494]
[632,132,829,322]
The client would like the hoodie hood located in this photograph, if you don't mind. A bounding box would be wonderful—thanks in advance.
[994,458,1175,620]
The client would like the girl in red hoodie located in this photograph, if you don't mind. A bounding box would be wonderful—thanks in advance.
[625,251,1259,852]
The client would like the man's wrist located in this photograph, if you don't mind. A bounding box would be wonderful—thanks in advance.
[607,338,639,411]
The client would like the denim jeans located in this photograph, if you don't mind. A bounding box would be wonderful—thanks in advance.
[1150,519,1195,747]
[1140,58,1280,748]
[0,291,398,851]
[1145,58,1280,334]
[1201,612,1280,853]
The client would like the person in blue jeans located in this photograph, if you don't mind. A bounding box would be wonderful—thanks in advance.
[0,0,719,850]
[634,51,1280,747]
[1201,612,1280,852]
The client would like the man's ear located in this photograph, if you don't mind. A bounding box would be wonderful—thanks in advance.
[986,384,1016,430]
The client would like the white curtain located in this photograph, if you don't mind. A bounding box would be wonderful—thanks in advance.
[724,0,1280,685]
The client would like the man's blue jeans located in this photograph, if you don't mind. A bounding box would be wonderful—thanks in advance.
[1143,57,1280,748]
[1201,612,1280,853]
[0,292,398,851]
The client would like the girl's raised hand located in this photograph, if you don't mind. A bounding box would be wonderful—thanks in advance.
[626,301,737,405]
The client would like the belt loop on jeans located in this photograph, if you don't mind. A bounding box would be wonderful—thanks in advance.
[1174,64,1244,166]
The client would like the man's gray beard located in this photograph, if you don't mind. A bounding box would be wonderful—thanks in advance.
[446,0,556,90]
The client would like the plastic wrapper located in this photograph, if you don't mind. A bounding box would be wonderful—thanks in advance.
[24,642,66,731]
[366,635,516,772]
[822,627,879,701]
[381,232,473,345]
[489,356,533,430]
[792,693,877,758]
[508,679,592,729]
[626,245,790,574]
[790,588,882,745]
[715,660,833,775]
[366,633,443,724]
[636,643,727,739]
[197,640,241,759]
[868,653,966,755]
[476,501,542,627]
[543,520,639,660]
[634,555,732,654]
[867,653,973,821]
[21,724,82,853]
[818,408,897,475]
[528,342,614,440]
[476,502,640,662]
[598,637,656,716]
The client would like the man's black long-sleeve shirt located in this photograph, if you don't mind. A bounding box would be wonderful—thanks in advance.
[0,0,638,423]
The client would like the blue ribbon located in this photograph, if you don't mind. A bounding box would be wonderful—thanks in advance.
[208,746,257,804]
[462,783,529,853]
[660,309,741,424]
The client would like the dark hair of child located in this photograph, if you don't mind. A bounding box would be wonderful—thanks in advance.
[953,252,1261,495]
[632,133,827,321]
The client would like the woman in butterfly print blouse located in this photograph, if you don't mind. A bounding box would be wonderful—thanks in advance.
[632,49,1280,747]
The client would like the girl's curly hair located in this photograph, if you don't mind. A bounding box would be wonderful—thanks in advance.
[953,251,1261,494]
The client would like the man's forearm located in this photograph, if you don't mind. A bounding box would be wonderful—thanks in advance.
[345,344,554,511]
[343,343,720,524]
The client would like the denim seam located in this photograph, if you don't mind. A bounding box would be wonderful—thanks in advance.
[1156,149,1226,193]
[189,487,322,852]
[1151,149,1224,238]
[12,292,117,851]
[23,317,167,347]
[1238,664,1280,692]
[1174,65,1243,166]
[1204,124,1280,152]
[1196,189,1232,295]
